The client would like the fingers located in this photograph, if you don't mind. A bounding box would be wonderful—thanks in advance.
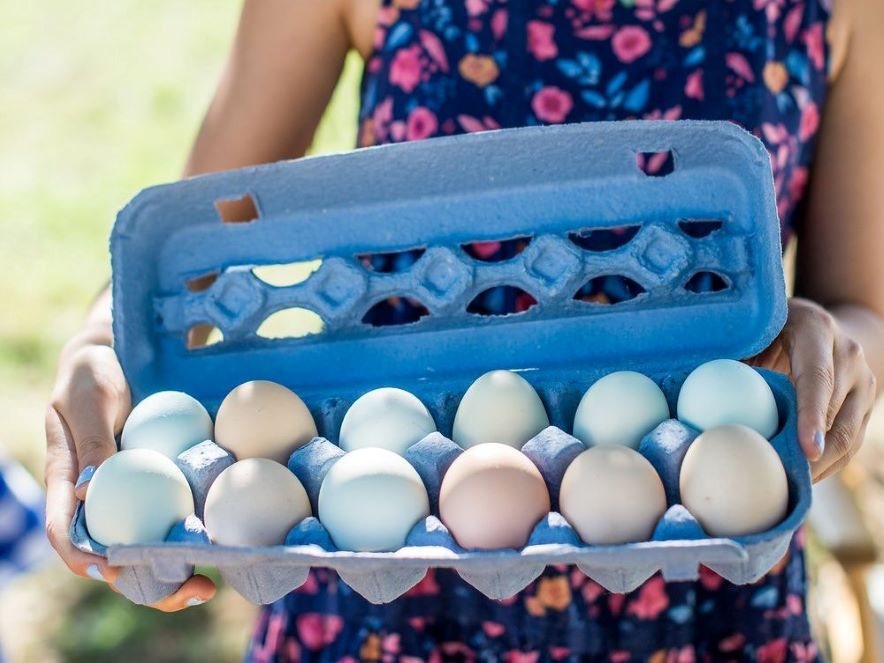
[812,389,871,482]
[785,315,835,462]
[44,406,119,583]
[149,575,217,612]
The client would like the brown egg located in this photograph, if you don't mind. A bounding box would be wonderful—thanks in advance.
[215,380,317,463]
[559,446,667,545]
[439,442,550,550]
[680,424,788,537]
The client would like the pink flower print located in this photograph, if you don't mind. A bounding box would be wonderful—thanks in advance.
[408,617,426,630]
[609,653,631,663]
[390,120,407,142]
[790,641,818,661]
[372,97,394,143]
[390,44,423,93]
[466,0,489,16]
[685,69,704,100]
[666,645,696,663]
[506,652,539,663]
[788,166,808,203]
[698,565,724,590]
[799,102,819,141]
[295,613,344,650]
[783,5,804,42]
[383,633,401,655]
[719,633,747,652]
[549,646,571,660]
[757,638,788,663]
[803,23,825,70]
[528,21,558,62]
[754,0,785,22]
[608,592,626,616]
[492,9,508,40]
[405,570,441,596]
[483,621,506,638]
[572,0,615,20]
[420,30,449,72]
[532,86,573,123]
[612,26,652,63]
[726,52,755,82]
[401,658,426,663]
[581,577,606,602]
[626,576,669,619]
[575,24,616,40]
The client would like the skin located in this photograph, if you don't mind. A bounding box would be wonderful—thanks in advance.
[45,0,884,610]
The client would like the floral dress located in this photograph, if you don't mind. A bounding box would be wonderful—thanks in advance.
[247,0,829,660]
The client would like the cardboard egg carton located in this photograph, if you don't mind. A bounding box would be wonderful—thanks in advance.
[70,120,811,605]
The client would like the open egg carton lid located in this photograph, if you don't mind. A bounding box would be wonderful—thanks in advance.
[81,120,811,605]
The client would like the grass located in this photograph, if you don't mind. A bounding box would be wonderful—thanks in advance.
[0,2,361,660]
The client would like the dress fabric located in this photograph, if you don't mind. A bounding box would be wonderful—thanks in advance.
[247,0,829,660]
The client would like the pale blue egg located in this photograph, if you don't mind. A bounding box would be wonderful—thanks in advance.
[121,391,213,459]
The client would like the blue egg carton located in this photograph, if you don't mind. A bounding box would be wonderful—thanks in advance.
[70,120,811,605]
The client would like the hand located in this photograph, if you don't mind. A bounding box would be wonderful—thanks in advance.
[748,298,877,482]
[45,335,216,611]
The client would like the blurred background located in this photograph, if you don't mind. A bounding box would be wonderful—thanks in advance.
[2,2,884,662]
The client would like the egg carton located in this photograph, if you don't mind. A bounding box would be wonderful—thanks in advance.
[70,120,811,605]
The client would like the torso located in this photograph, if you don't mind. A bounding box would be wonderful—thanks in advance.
[248,1,830,660]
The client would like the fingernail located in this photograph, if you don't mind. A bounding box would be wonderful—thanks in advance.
[186,597,206,607]
[813,431,826,457]
[86,564,106,582]
[76,466,96,492]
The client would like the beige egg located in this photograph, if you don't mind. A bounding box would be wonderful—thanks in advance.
[680,424,788,537]
[204,458,311,546]
[559,446,666,545]
[439,443,550,550]
[215,380,317,463]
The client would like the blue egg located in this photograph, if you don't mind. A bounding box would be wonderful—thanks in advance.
[121,391,213,459]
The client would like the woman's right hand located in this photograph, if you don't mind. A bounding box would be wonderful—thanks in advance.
[45,324,216,611]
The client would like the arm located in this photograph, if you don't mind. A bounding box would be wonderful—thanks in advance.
[45,0,363,611]
[756,0,884,482]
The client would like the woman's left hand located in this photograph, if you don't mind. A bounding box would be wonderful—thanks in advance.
[748,297,877,482]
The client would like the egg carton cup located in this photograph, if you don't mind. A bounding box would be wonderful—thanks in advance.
[70,368,810,605]
[71,120,811,605]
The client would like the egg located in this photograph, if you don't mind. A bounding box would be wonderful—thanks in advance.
[677,359,779,438]
[215,380,318,463]
[452,370,550,449]
[120,391,213,459]
[339,387,437,455]
[572,371,670,448]
[559,446,666,545]
[203,458,311,546]
[439,443,550,549]
[85,449,194,546]
[680,424,788,537]
[318,448,429,551]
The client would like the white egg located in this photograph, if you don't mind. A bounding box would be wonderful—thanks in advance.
[120,391,213,459]
[339,388,437,455]
[318,448,429,552]
[680,424,789,537]
[452,370,550,449]
[85,449,194,546]
[677,359,779,438]
[572,371,670,448]
[203,458,311,546]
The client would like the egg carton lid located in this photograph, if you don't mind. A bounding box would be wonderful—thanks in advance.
[111,120,786,408]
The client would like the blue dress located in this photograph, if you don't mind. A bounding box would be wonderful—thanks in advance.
[247,0,829,660]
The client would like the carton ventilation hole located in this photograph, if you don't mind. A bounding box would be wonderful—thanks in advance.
[574,275,646,304]
[636,150,675,176]
[215,193,259,224]
[678,219,723,238]
[186,323,223,349]
[257,308,325,339]
[186,272,219,292]
[359,249,426,273]
[252,260,322,287]
[462,237,532,262]
[467,286,537,316]
[684,271,730,293]
[362,298,430,326]
[569,226,640,252]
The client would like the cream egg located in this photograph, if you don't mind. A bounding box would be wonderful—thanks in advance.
[572,371,670,448]
[318,448,429,552]
[204,458,311,546]
[559,446,666,545]
[452,370,550,449]
[439,443,550,549]
[680,424,788,537]
[215,380,317,463]
[677,359,779,438]
[339,387,437,455]
[120,391,213,459]
[85,449,194,546]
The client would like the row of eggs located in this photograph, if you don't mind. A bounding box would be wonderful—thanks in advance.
[85,359,788,552]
